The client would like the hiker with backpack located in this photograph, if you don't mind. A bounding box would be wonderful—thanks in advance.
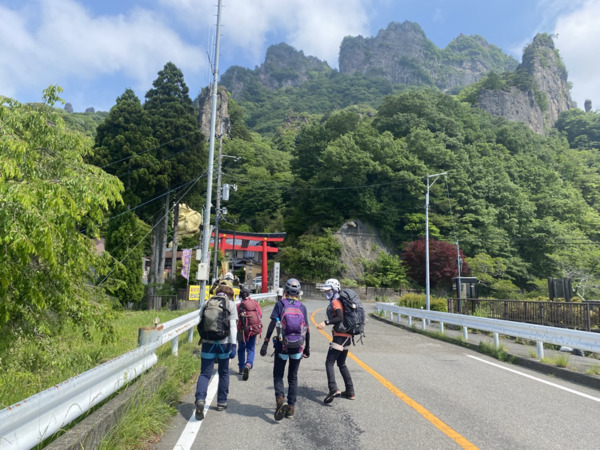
[259,278,310,421]
[237,288,263,380]
[317,278,364,403]
[194,282,238,420]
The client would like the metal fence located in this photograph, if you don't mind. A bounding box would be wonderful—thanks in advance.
[447,298,600,332]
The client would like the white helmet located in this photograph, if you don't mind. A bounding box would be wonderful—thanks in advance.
[323,278,341,292]
[223,272,234,281]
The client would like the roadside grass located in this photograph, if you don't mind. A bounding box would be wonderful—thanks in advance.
[478,342,514,362]
[586,365,600,376]
[0,309,190,409]
[541,354,570,368]
[99,340,200,449]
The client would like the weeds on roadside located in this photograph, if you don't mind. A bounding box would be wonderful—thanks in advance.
[541,354,570,368]
[478,342,515,363]
[586,365,600,376]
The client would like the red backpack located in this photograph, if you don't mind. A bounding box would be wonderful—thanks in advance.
[239,298,262,341]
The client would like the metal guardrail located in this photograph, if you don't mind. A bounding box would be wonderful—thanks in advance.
[376,303,600,358]
[447,298,600,331]
[0,292,275,449]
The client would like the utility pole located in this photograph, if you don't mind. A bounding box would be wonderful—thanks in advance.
[197,0,222,309]
[425,172,447,311]
[211,124,224,280]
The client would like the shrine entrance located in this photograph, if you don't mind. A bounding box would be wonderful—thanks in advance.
[212,229,286,293]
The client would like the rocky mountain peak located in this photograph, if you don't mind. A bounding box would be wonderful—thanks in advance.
[256,42,331,90]
[338,21,517,92]
[477,33,572,134]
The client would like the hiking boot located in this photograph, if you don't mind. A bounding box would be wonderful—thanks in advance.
[195,399,205,420]
[341,391,356,400]
[243,364,251,381]
[216,403,227,411]
[274,396,288,421]
[285,405,295,419]
[324,389,341,404]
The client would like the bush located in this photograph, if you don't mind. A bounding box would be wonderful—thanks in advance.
[340,278,359,288]
[396,293,448,312]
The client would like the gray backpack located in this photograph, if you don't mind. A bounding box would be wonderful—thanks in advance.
[198,295,230,340]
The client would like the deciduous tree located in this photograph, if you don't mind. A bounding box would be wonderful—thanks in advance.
[0,87,122,337]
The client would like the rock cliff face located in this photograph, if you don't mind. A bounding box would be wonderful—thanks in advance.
[257,43,331,89]
[335,220,392,281]
[196,85,230,138]
[221,43,331,100]
[339,21,518,92]
[478,34,572,134]
[479,87,545,133]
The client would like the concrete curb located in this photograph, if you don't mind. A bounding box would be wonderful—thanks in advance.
[45,365,168,450]
[370,313,600,391]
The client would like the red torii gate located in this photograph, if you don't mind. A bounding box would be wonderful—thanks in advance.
[211,229,286,293]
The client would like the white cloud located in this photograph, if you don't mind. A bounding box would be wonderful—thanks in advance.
[552,0,600,109]
[0,0,206,105]
[160,0,370,67]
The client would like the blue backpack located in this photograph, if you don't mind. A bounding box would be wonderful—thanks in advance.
[280,298,307,352]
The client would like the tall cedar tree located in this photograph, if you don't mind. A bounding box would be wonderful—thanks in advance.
[402,237,470,288]
[144,63,205,298]
[91,89,160,305]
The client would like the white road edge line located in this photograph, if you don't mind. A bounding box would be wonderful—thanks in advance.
[466,354,600,402]
[173,374,219,450]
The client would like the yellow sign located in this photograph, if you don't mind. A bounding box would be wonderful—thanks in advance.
[189,285,201,301]
[188,285,241,301]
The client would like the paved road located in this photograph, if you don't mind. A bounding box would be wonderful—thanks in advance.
[152,299,600,450]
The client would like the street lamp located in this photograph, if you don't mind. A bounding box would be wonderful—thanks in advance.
[425,172,447,311]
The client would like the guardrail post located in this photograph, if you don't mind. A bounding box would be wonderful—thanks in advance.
[408,316,412,327]
[493,332,499,348]
[536,341,544,359]
[171,337,179,356]
[187,329,194,343]
[421,318,426,330]
[439,322,444,333]
[138,324,164,347]
[462,326,468,341]
[397,313,402,324]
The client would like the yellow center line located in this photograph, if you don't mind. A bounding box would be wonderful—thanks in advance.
[310,308,478,450]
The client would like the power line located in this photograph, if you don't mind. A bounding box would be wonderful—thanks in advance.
[97,170,209,287]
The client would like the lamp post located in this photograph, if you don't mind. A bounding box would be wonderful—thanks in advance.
[425,172,447,311]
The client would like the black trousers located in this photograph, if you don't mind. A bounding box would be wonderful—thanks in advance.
[325,335,354,394]
[273,351,302,406]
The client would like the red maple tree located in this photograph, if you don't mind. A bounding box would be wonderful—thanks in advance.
[402,237,470,288]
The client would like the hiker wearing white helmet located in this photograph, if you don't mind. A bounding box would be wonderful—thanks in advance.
[317,278,355,403]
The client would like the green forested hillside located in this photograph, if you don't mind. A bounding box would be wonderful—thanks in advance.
[27,56,600,303]
[220,69,404,135]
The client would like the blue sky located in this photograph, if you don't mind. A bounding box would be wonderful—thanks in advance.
[1,0,598,112]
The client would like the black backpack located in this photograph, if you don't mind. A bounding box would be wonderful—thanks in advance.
[337,289,366,343]
[198,295,231,340]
